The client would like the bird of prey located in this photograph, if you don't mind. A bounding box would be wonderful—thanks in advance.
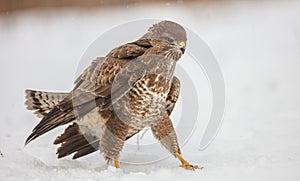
[25,20,200,170]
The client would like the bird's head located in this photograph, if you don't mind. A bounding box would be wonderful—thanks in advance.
[141,20,187,55]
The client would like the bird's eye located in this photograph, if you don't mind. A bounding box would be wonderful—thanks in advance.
[165,37,175,43]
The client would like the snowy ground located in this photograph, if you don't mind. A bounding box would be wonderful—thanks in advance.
[1,1,300,180]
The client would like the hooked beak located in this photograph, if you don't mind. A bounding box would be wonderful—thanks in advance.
[180,46,185,54]
[179,41,186,54]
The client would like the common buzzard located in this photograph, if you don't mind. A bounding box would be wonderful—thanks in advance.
[25,20,200,170]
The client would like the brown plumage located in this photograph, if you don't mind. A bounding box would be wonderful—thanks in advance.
[25,20,200,170]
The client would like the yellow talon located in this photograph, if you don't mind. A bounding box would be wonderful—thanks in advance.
[114,159,120,168]
[175,152,202,170]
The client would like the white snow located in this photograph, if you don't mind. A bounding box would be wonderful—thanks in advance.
[1,1,300,180]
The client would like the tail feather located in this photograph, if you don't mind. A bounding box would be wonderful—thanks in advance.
[25,88,101,145]
[54,123,99,159]
[24,89,102,159]
[25,107,76,145]
[54,123,80,144]
[57,135,87,158]
[24,89,76,145]
[73,144,98,159]
[25,89,68,118]
[28,101,99,143]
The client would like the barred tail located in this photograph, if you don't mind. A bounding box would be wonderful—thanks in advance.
[25,89,68,118]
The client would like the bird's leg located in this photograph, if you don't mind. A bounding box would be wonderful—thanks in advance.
[105,157,120,168]
[151,115,202,170]
[114,159,120,168]
[174,152,202,170]
[100,115,130,169]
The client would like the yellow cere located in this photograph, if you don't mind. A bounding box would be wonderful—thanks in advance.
[179,41,185,47]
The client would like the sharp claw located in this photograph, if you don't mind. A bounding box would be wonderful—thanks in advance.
[191,165,195,171]
[180,164,189,170]
[175,152,202,171]
[180,164,203,170]
[197,166,204,170]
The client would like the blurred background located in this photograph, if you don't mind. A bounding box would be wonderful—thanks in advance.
[0,0,217,12]
[0,0,300,180]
